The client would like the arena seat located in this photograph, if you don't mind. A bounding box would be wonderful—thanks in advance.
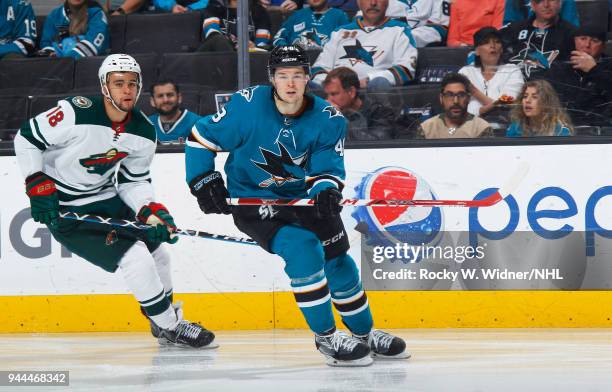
[28,94,72,119]
[416,47,471,84]
[124,12,202,54]
[0,57,74,94]
[109,15,127,54]
[576,0,609,32]
[0,96,28,132]
[73,53,159,93]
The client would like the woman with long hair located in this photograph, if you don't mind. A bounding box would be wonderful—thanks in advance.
[506,80,573,137]
[39,0,109,58]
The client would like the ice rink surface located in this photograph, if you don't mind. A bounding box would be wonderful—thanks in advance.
[1,329,612,391]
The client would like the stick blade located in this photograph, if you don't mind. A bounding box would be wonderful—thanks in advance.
[498,162,530,199]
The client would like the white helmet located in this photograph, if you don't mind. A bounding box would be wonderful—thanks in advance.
[98,54,142,112]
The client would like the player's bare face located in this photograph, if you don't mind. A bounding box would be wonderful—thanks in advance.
[151,84,180,116]
[358,0,388,26]
[324,77,355,112]
[273,67,308,104]
[522,87,541,118]
[107,72,139,112]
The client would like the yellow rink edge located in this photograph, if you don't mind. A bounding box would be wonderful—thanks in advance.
[1,291,612,333]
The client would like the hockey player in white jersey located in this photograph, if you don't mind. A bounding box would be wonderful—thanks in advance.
[13,54,216,349]
[311,0,418,90]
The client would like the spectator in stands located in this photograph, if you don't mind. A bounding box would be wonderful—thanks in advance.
[273,0,349,50]
[198,0,271,52]
[506,79,573,136]
[323,67,403,140]
[149,81,201,143]
[535,26,612,127]
[311,0,418,90]
[38,0,109,58]
[501,0,576,79]
[106,0,150,15]
[504,0,579,27]
[153,0,207,13]
[417,73,493,138]
[447,0,504,47]
[0,0,37,59]
[459,27,524,118]
[358,0,449,47]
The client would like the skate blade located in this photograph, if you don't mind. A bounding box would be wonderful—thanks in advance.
[325,355,374,367]
[157,338,220,350]
[372,351,411,360]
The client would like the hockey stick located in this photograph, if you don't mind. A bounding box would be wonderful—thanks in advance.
[228,162,529,208]
[59,212,257,246]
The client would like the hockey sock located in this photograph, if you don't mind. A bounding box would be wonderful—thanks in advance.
[151,245,174,303]
[326,253,373,336]
[271,225,336,334]
[118,242,177,330]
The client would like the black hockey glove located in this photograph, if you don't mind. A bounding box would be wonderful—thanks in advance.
[189,171,232,215]
[313,188,343,219]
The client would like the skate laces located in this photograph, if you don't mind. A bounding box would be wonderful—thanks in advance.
[370,330,394,350]
[175,321,202,340]
[329,332,359,352]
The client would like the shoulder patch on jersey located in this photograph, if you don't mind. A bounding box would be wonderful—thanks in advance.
[323,106,344,119]
[237,86,259,102]
[72,96,93,109]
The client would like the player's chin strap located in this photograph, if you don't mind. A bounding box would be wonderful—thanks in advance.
[59,212,257,246]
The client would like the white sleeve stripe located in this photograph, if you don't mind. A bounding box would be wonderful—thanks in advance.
[72,47,87,58]
[311,179,338,190]
[30,119,50,147]
[76,42,95,57]
[191,128,222,152]
[186,139,208,149]
[80,40,98,55]
[119,167,150,182]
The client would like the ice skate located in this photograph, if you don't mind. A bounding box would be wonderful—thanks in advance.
[315,331,373,367]
[356,330,410,359]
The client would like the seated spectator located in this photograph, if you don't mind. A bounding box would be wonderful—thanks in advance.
[273,0,349,50]
[311,0,418,90]
[39,0,109,58]
[323,67,403,140]
[535,26,612,127]
[459,27,524,118]
[504,0,579,27]
[106,0,150,15]
[0,0,37,59]
[417,73,493,138]
[198,0,271,52]
[447,0,504,47]
[360,0,449,47]
[149,81,201,143]
[501,0,576,79]
[506,79,573,136]
[152,0,208,13]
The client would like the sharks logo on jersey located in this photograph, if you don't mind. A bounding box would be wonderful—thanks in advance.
[323,106,343,119]
[340,39,380,66]
[252,137,308,188]
[238,86,259,102]
[79,148,128,175]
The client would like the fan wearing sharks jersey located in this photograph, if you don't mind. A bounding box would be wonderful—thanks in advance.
[38,0,108,58]
[14,54,215,349]
[149,81,201,143]
[273,0,349,50]
[0,0,37,59]
[186,45,409,367]
[311,0,417,90]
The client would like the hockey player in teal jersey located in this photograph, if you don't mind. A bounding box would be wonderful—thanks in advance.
[14,54,215,349]
[273,0,349,50]
[148,81,201,143]
[185,45,409,367]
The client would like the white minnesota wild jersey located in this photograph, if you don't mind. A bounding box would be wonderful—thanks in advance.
[14,96,157,211]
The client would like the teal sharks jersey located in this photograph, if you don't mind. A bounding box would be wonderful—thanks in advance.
[273,7,350,50]
[149,109,201,143]
[185,85,347,199]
